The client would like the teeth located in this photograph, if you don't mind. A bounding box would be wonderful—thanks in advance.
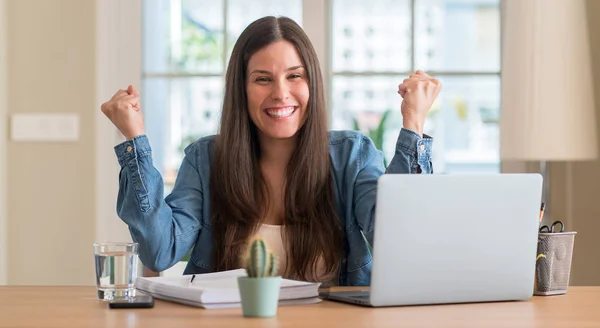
[266,107,295,118]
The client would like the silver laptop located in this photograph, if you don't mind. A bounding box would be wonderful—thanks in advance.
[324,174,543,307]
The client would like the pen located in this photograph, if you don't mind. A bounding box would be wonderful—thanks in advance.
[189,274,196,285]
[539,203,546,222]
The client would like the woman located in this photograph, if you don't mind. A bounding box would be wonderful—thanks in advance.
[101,16,440,286]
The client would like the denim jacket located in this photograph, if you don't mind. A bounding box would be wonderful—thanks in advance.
[114,128,433,286]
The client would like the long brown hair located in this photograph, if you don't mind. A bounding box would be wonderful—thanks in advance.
[210,16,342,281]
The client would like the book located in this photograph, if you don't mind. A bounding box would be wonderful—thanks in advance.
[134,269,322,309]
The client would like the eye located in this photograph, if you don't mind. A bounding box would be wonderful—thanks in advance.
[255,76,271,83]
[288,74,302,80]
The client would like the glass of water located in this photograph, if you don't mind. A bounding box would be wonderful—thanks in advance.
[93,242,139,301]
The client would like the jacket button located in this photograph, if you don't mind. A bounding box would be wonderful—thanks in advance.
[127,146,133,152]
[419,144,425,151]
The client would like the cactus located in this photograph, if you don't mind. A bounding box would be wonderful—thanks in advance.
[244,238,279,278]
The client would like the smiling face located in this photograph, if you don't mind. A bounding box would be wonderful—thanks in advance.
[246,40,309,142]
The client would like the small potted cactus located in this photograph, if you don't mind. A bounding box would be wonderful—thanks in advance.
[237,238,281,317]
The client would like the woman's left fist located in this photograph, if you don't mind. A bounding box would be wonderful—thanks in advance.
[398,70,442,136]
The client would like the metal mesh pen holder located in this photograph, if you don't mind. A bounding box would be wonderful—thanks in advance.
[534,231,577,296]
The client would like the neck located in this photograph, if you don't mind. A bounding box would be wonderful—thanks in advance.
[259,135,297,169]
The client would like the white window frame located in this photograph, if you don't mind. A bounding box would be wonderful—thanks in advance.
[0,0,8,285]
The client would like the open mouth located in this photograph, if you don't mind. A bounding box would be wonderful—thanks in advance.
[265,106,297,119]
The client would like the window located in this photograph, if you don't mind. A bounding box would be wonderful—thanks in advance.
[142,0,501,192]
[330,0,500,173]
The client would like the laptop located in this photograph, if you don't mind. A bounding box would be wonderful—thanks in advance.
[324,174,543,307]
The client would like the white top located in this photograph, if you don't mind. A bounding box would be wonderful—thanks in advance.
[253,224,337,285]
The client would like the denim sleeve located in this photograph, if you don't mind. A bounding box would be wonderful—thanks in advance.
[386,128,433,174]
[114,135,203,272]
[353,128,434,242]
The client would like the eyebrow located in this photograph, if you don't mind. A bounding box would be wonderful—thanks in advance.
[248,65,304,75]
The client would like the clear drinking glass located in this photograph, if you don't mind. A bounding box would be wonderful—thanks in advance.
[93,242,139,300]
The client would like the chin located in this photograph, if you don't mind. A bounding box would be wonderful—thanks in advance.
[257,124,301,140]
[265,130,300,140]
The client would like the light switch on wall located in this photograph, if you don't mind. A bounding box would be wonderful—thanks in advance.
[10,113,80,142]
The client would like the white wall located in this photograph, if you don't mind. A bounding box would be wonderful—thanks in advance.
[6,0,97,285]
[1,0,141,286]
[0,0,8,285]
[95,0,141,245]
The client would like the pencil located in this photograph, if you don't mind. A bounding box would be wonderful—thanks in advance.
[539,203,546,222]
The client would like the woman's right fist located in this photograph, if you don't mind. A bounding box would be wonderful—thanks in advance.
[101,85,146,140]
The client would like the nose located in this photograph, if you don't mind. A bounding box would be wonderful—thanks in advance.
[271,79,290,101]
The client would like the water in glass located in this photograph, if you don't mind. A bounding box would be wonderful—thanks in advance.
[94,250,138,300]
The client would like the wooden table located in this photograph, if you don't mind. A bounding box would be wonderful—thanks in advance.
[0,286,599,327]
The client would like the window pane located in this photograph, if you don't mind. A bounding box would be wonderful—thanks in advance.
[426,75,500,173]
[143,77,223,189]
[143,0,224,74]
[331,75,405,169]
[331,76,401,130]
[331,0,411,72]
[414,0,500,72]
[226,0,303,55]
[331,75,500,173]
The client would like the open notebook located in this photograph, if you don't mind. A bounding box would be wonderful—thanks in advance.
[134,269,322,309]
